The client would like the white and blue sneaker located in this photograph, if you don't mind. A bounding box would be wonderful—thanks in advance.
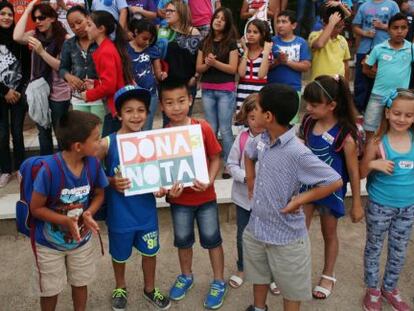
[204,280,227,310]
[169,274,194,301]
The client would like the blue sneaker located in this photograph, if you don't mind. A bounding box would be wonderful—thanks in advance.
[204,280,227,310]
[169,274,194,301]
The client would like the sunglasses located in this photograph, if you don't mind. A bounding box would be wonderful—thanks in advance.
[34,15,47,22]
[165,9,176,14]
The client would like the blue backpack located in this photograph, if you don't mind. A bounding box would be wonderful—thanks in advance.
[16,154,100,236]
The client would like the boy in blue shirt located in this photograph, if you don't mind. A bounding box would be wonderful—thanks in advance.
[99,85,171,311]
[352,0,399,112]
[243,84,342,311]
[30,110,108,311]
[269,10,311,123]
[363,13,411,140]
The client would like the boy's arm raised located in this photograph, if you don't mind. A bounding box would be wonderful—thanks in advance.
[311,12,342,49]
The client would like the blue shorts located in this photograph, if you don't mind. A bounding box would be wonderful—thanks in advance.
[109,227,160,262]
[170,200,222,249]
[363,93,384,132]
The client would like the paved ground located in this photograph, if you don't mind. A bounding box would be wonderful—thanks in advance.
[1,95,414,310]
[1,199,414,311]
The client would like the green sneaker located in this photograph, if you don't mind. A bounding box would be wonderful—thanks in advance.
[112,288,128,311]
[144,288,171,310]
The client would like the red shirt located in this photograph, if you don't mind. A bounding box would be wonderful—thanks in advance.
[9,0,35,31]
[168,118,222,206]
[86,38,125,116]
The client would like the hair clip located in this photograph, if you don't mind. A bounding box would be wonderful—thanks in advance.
[383,89,398,108]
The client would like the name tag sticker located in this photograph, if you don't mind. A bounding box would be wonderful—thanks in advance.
[399,160,414,169]
[257,141,265,151]
[383,54,392,61]
[322,132,335,145]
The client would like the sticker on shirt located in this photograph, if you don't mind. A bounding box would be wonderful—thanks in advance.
[382,54,392,61]
[322,131,335,145]
[399,160,414,169]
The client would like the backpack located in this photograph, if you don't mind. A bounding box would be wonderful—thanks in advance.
[16,154,102,292]
[300,114,365,159]
[239,130,249,164]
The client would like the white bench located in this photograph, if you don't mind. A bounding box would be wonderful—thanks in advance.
[0,178,367,220]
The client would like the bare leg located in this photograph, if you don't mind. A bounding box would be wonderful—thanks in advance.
[314,213,338,298]
[283,298,301,311]
[112,261,126,288]
[72,285,87,311]
[178,247,193,275]
[142,256,156,293]
[208,245,224,280]
[303,204,315,230]
[40,295,58,311]
[253,284,269,309]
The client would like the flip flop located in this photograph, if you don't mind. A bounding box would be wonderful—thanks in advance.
[228,275,244,289]
[313,275,336,299]
[269,282,281,295]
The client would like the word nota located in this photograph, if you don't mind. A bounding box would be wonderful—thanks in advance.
[119,130,199,190]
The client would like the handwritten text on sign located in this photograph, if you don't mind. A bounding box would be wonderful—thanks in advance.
[117,125,209,196]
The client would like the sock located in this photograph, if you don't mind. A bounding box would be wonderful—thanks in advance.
[254,307,266,311]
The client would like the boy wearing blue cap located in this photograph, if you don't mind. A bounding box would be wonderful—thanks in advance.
[98,85,171,311]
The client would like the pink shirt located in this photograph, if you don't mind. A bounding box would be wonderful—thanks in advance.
[188,0,213,27]
[50,70,71,102]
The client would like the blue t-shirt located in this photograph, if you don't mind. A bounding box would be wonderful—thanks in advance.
[268,35,310,91]
[92,0,128,21]
[367,131,414,208]
[104,133,158,233]
[33,153,108,251]
[366,40,412,96]
[128,44,160,94]
[352,0,399,54]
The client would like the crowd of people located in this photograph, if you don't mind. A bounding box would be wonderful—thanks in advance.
[2,0,414,311]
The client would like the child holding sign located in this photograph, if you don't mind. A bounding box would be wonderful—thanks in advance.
[98,85,171,311]
[159,80,226,310]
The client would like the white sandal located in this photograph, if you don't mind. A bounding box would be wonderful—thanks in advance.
[228,275,244,289]
[313,275,336,299]
[269,282,281,295]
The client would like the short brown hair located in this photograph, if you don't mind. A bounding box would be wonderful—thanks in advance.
[56,111,101,151]
[235,93,258,125]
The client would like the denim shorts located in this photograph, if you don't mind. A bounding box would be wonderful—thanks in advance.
[363,93,385,132]
[108,226,160,262]
[170,200,222,249]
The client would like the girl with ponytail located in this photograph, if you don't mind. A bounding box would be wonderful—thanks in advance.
[299,74,364,299]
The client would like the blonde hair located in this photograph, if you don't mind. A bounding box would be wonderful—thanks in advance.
[374,94,414,142]
[235,93,258,125]
[168,0,192,35]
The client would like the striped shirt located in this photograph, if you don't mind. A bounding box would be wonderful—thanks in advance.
[245,127,341,245]
[236,46,273,112]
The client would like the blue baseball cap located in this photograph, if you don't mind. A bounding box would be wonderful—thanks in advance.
[114,85,151,112]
